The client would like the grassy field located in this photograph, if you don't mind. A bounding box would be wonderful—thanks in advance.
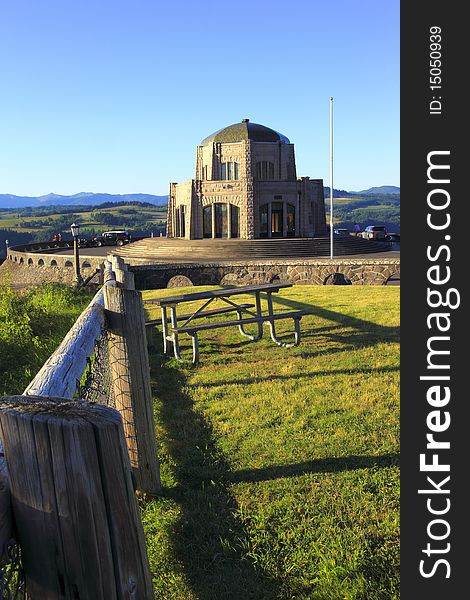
[0,282,93,395]
[0,203,167,233]
[141,285,400,599]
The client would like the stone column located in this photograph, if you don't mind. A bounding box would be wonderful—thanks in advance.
[268,203,272,238]
[212,204,216,238]
[283,202,287,237]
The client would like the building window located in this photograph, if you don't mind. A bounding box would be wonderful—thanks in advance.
[256,161,274,180]
[203,203,239,238]
[220,162,239,180]
[203,206,212,238]
[175,205,186,237]
[287,203,296,236]
[214,203,228,238]
[271,202,283,237]
[259,201,296,238]
[231,204,240,238]
[260,204,268,237]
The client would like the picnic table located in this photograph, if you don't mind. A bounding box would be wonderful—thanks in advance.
[144,283,311,364]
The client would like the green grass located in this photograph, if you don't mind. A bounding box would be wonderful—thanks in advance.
[141,285,400,599]
[0,282,93,395]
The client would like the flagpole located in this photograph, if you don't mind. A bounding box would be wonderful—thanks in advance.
[330,96,334,259]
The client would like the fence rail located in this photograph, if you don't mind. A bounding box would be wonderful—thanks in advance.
[0,255,159,599]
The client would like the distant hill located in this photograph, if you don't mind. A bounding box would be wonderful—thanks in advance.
[0,192,169,209]
[324,186,400,198]
[355,186,400,195]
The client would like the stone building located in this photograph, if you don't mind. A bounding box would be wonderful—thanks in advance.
[167,119,327,240]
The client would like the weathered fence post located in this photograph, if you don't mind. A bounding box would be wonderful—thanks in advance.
[107,254,135,290]
[0,442,13,560]
[104,285,161,495]
[0,396,153,599]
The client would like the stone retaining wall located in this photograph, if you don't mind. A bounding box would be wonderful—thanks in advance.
[2,246,400,289]
[130,258,400,289]
[2,248,103,286]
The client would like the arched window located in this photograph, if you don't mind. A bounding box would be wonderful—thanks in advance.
[256,161,274,180]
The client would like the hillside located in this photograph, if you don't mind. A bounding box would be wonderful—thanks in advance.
[0,201,167,257]
[0,192,168,209]
[324,188,400,233]
[355,185,400,195]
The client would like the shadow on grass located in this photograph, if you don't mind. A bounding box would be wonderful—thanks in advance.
[259,293,400,346]
[228,453,399,485]
[149,352,282,600]
[189,365,399,389]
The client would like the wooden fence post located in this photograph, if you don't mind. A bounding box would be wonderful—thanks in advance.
[0,442,13,560]
[0,396,153,599]
[104,285,161,495]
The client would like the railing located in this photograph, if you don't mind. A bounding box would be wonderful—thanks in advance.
[0,256,160,599]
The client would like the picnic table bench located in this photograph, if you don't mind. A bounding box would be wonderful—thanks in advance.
[144,283,311,364]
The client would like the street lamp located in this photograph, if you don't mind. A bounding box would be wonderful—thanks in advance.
[70,222,83,285]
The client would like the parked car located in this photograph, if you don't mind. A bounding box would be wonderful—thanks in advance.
[90,230,131,247]
[78,237,92,248]
[333,228,351,236]
[387,232,400,242]
[360,225,388,240]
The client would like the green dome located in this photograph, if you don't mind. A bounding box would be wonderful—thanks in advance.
[200,119,290,146]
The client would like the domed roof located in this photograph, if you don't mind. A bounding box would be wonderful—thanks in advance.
[200,119,290,146]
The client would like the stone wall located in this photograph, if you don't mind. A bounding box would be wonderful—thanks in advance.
[2,247,103,287]
[2,244,400,290]
[130,258,400,289]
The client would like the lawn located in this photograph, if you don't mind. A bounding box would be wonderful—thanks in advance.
[141,285,400,600]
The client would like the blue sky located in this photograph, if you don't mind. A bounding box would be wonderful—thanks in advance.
[0,0,399,197]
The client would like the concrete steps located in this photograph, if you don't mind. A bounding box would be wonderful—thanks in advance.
[116,236,392,262]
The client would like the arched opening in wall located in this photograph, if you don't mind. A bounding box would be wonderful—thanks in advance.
[64,260,73,267]
[14,257,17,262]
[50,260,58,267]
[385,274,400,286]
[37,259,45,267]
[167,275,193,288]
[82,261,91,268]
[324,272,352,285]
[19,257,24,264]
[27,258,33,266]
